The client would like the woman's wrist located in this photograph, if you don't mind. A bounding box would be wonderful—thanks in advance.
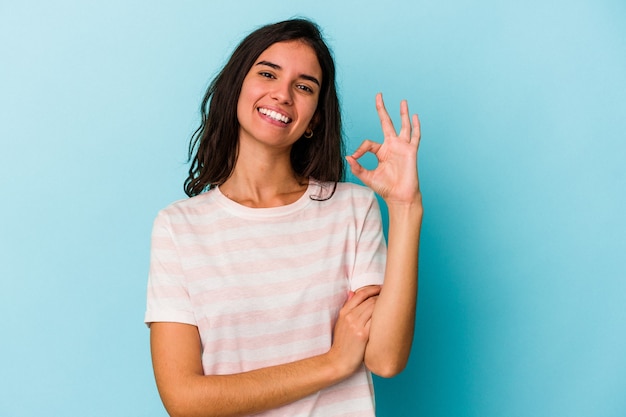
[385,193,423,218]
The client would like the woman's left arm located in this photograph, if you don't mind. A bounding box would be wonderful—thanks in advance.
[345,93,423,377]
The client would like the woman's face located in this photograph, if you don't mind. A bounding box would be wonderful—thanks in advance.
[236,40,322,153]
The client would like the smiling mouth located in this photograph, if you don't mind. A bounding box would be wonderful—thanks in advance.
[258,107,292,124]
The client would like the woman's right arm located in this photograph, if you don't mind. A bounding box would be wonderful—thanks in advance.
[150,285,380,417]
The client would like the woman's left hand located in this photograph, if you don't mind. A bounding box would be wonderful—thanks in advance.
[346,93,421,206]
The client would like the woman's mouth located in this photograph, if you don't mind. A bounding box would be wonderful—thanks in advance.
[258,107,292,124]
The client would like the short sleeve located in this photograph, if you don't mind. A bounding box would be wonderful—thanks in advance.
[144,210,196,327]
[350,192,387,291]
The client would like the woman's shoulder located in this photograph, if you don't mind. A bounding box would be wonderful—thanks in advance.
[335,180,377,200]
[155,189,219,220]
[336,180,373,193]
[309,179,377,206]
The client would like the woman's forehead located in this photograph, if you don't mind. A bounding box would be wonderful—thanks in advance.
[255,40,322,80]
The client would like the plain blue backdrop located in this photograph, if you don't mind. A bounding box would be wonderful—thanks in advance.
[1,1,625,416]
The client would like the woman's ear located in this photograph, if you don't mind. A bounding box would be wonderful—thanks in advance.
[310,111,320,129]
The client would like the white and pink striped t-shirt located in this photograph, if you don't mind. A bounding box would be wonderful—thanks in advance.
[145,179,386,416]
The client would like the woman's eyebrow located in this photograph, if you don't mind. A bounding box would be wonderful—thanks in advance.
[256,60,321,87]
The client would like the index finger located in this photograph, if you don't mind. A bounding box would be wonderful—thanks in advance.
[351,285,381,301]
[344,285,380,307]
[375,93,398,138]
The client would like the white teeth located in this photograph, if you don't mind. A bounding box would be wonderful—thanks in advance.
[259,108,291,124]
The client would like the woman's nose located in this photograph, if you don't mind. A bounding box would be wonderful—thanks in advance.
[270,81,293,104]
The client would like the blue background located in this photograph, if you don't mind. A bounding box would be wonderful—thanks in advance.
[1,1,625,416]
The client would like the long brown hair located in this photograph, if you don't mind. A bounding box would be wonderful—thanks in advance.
[184,18,344,197]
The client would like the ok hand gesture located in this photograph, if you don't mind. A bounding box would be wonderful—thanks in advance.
[346,93,421,206]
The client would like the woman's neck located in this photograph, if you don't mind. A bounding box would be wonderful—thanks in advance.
[220,148,308,208]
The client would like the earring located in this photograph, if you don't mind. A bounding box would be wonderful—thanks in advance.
[304,128,313,138]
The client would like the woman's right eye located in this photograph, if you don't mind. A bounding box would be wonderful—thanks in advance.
[259,72,275,79]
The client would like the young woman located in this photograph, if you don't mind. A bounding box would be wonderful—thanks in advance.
[145,18,422,417]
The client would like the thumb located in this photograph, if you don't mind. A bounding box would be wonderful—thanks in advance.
[345,156,371,185]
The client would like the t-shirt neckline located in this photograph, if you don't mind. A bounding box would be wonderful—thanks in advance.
[214,180,317,219]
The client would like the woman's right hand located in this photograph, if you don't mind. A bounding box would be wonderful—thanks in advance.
[327,285,381,376]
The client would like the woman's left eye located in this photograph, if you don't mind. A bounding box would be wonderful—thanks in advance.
[297,84,313,93]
